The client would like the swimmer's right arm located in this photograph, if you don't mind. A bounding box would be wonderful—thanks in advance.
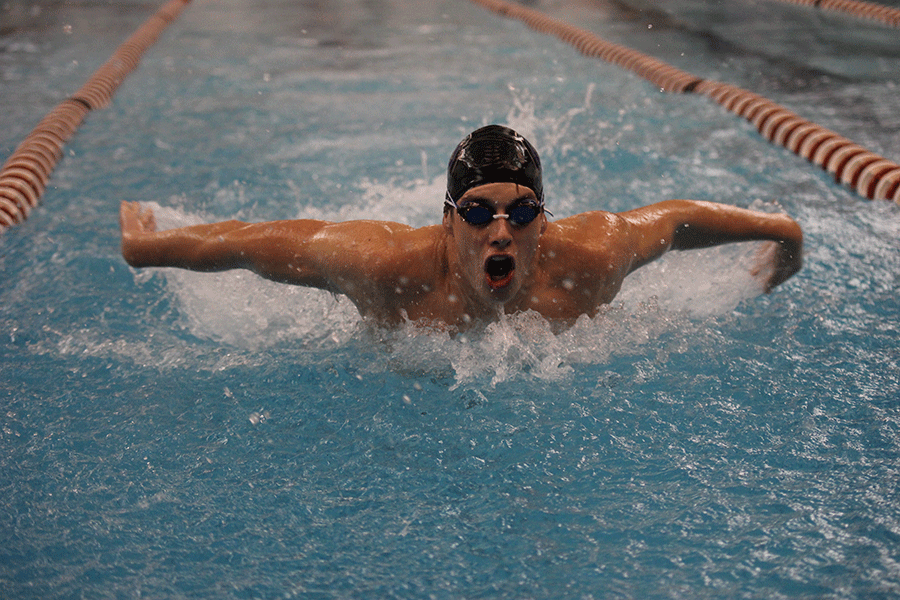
[119,201,333,287]
[617,199,803,291]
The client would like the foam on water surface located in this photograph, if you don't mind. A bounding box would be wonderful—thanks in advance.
[135,181,774,390]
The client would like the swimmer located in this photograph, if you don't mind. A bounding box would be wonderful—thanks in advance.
[120,125,803,330]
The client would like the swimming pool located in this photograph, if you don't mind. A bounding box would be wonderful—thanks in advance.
[2,0,899,597]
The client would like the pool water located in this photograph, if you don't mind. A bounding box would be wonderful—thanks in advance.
[2,0,899,598]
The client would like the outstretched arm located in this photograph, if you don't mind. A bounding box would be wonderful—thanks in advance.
[120,201,333,287]
[618,199,803,291]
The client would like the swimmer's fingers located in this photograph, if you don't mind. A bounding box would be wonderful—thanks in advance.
[752,240,802,293]
[750,242,776,290]
[119,201,141,232]
[141,205,157,232]
[119,201,156,234]
[768,239,802,292]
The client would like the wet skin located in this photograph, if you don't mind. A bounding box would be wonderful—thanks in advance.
[120,182,803,331]
[442,182,547,314]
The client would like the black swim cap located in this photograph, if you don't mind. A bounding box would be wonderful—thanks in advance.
[446,125,543,205]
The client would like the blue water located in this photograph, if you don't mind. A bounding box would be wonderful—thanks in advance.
[2,0,899,598]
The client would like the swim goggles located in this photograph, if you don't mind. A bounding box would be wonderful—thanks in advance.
[444,196,545,227]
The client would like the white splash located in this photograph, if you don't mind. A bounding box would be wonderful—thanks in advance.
[127,177,772,387]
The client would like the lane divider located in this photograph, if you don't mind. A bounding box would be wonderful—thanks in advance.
[469,0,900,205]
[772,0,900,28]
[0,0,191,232]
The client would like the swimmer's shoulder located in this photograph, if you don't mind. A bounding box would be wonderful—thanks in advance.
[307,221,447,301]
[311,220,441,248]
[368,223,450,301]
[540,210,635,279]
[543,210,626,249]
[375,222,446,253]
[327,220,446,271]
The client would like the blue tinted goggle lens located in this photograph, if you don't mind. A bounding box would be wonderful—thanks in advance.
[458,203,540,226]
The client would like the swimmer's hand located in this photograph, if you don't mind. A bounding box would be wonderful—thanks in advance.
[120,201,158,267]
[120,201,156,235]
[752,238,803,293]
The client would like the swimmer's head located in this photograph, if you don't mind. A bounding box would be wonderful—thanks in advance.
[445,125,543,213]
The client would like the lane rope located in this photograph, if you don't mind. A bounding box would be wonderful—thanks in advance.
[468,0,900,205]
[0,0,192,232]
[772,0,900,28]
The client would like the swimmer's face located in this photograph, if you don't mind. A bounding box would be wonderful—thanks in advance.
[443,181,547,307]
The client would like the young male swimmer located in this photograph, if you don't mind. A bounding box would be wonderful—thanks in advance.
[120,125,803,330]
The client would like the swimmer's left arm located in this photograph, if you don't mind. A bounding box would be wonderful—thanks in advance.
[120,202,418,293]
[120,201,333,287]
[618,199,803,290]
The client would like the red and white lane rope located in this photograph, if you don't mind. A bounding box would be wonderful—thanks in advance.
[772,0,900,28]
[469,0,900,205]
[0,0,192,232]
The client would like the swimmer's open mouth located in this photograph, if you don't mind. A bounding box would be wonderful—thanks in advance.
[485,255,515,290]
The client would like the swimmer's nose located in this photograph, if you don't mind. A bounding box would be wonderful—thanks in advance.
[489,217,513,249]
